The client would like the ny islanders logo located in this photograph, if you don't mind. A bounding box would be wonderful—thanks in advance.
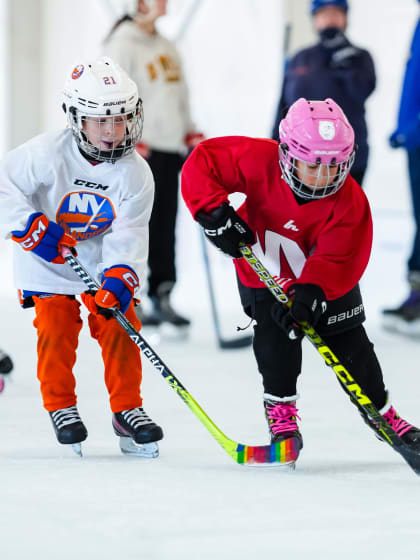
[56,192,115,241]
[72,65,84,79]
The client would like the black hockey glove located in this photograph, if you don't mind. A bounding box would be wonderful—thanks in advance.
[196,202,255,258]
[330,45,363,69]
[271,283,327,340]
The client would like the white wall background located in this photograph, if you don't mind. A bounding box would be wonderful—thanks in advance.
[26,0,419,218]
[0,0,8,155]
[2,0,419,302]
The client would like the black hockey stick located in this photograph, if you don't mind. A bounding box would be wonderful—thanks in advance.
[239,244,420,476]
[200,229,252,350]
[62,248,298,467]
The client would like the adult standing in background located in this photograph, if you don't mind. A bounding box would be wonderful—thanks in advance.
[382,0,420,335]
[271,0,375,186]
[103,0,204,329]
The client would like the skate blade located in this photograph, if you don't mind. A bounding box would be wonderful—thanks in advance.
[70,443,83,457]
[119,437,159,458]
[382,316,420,337]
[159,323,190,341]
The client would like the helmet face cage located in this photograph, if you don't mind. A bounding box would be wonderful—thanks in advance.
[69,100,144,163]
[278,143,355,200]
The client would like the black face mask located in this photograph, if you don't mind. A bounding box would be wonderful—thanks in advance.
[318,26,348,49]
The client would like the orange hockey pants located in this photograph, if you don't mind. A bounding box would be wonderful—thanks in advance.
[32,295,142,413]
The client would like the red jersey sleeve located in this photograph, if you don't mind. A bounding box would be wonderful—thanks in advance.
[296,177,373,300]
[181,136,275,216]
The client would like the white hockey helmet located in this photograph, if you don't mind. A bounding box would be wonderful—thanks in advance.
[62,56,143,163]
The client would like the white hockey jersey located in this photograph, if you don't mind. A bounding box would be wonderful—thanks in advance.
[0,129,154,295]
[103,20,196,153]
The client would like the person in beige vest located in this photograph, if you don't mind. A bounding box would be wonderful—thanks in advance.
[104,0,204,330]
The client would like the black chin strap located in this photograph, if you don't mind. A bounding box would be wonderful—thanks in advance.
[79,128,133,164]
[78,146,102,164]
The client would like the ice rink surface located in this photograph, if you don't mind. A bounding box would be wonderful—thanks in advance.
[1,2,420,556]
[0,206,420,560]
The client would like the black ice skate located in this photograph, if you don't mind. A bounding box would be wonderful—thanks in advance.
[263,394,303,468]
[0,349,13,374]
[0,349,13,393]
[112,407,163,458]
[382,276,420,336]
[135,303,161,327]
[49,405,88,456]
[137,282,190,331]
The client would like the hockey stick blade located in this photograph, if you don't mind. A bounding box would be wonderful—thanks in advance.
[200,230,252,351]
[239,244,420,476]
[62,248,295,467]
[396,446,420,475]
[219,335,253,349]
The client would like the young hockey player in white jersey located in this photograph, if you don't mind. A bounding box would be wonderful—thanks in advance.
[0,57,163,457]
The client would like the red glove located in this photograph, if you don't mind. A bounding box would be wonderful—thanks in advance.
[11,212,76,264]
[95,265,139,314]
[184,132,205,149]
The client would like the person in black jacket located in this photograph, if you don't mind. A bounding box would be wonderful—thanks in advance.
[271,0,376,186]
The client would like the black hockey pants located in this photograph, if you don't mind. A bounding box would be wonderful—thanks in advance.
[147,150,183,298]
[238,282,387,410]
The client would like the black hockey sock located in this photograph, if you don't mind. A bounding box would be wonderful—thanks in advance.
[323,326,387,410]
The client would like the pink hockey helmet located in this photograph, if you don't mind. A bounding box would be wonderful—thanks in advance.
[278,98,355,199]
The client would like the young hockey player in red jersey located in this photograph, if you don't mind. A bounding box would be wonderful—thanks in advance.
[0,57,163,457]
[181,97,420,463]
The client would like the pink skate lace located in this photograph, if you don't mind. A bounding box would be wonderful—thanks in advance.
[266,402,301,434]
[383,406,412,437]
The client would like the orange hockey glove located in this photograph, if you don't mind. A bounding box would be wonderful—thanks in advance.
[11,212,76,264]
[95,265,139,314]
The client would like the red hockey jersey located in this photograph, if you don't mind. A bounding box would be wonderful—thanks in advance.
[181,136,373,301]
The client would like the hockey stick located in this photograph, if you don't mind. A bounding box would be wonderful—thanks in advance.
[239,244,420,476]
[174,0,204,42]
[62,248,299,467]
[200,230,253,350]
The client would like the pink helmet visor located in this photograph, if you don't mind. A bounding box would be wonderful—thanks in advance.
[278,98,355,199]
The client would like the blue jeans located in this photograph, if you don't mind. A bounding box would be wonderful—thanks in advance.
[407,147,420,273]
